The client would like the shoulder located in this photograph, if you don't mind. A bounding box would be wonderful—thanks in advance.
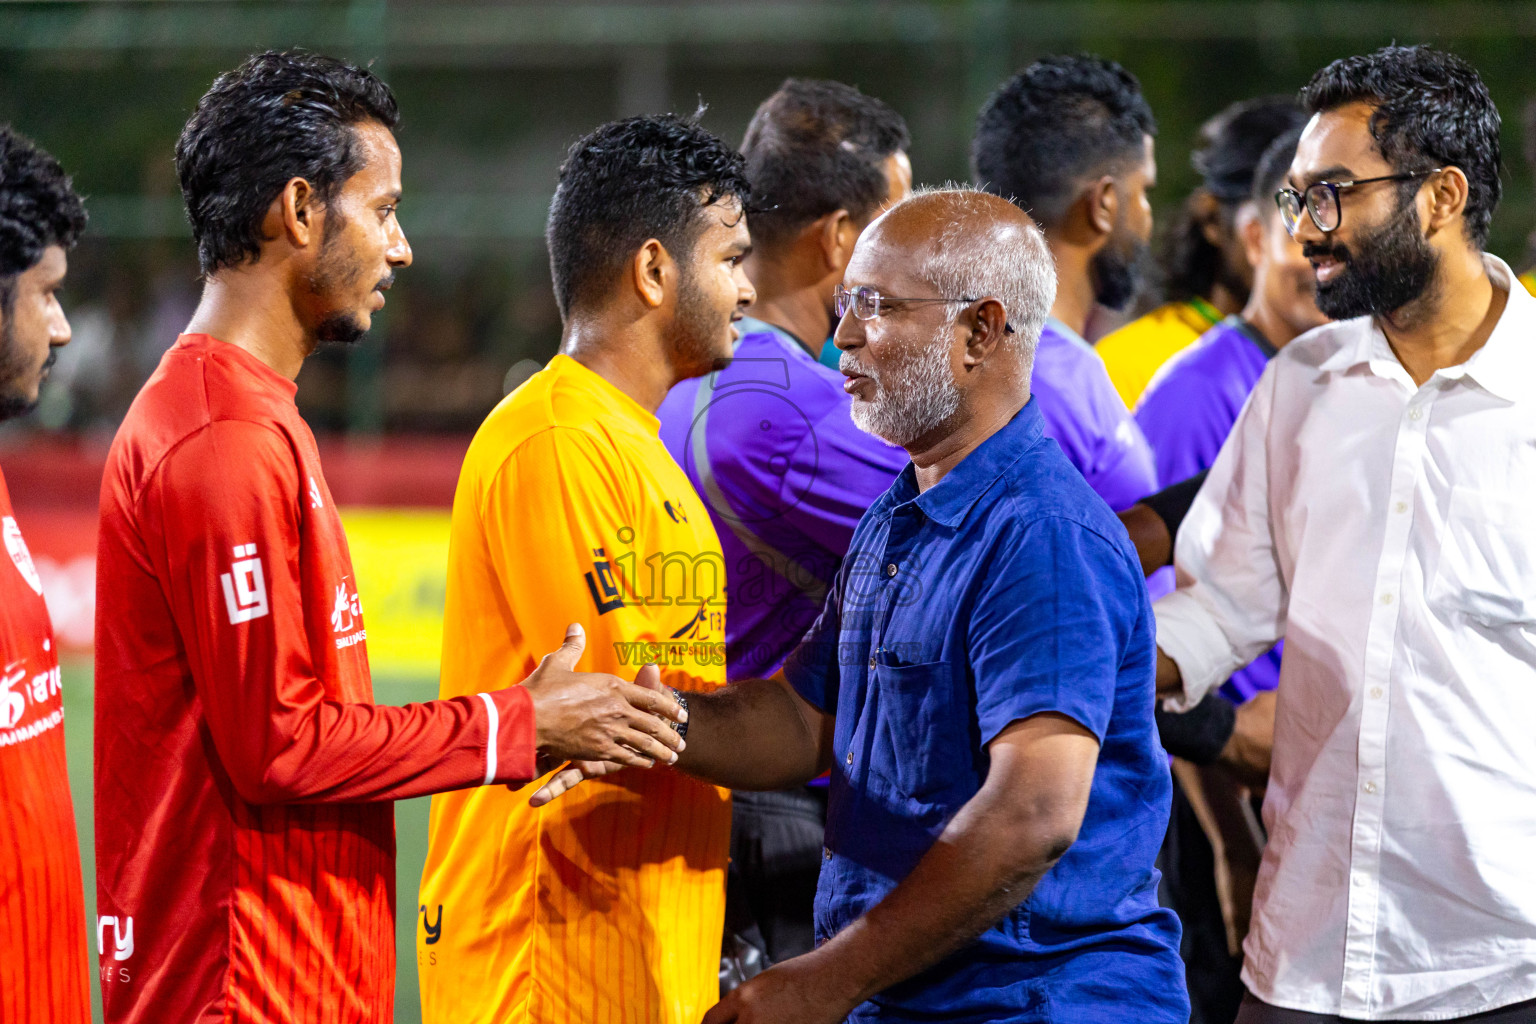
[997,441,1136,553]
[1274,318,1363,373]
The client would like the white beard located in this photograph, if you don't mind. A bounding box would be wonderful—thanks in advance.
[844,324,961,447]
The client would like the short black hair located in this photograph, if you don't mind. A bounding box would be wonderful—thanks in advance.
[0,126,85,280]
[1299,44,1501,247]
[1195,96,1307,204]
[971,54,1155,228]
[1254,125,1305,211]
[741,79,909,249]
[176,50,399,276]
[546,113,750,320]
[1163,96,1306,302]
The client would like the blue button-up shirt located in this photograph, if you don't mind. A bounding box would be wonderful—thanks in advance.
[783,399,1185,1022]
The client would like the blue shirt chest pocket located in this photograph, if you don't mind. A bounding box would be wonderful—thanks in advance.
[868,657,977,805]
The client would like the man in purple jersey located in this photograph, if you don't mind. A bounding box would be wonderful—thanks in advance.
[971,55,1158,510]
[1137,124,1327,1024]
[656,79,912,970]
[1140,126,1325,705]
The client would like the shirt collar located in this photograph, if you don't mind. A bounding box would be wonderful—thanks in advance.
[1316,255,1536,403]
[871,400,1045,528]
[1229,316,1278,360]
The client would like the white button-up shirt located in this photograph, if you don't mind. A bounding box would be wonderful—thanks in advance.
[1156,255,1536,1020]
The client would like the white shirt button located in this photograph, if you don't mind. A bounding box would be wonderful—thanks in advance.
[1409,406,1424,421]
[1380,592,1394,605]
[1364,781,1378,794]
[1370,686,1384,699]
[1394,501,1408,514]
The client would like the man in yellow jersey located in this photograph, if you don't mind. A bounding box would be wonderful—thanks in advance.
[1096,97,1304,407]
[417,113,756,1024]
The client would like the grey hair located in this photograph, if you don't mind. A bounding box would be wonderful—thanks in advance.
[905,185,1057,372]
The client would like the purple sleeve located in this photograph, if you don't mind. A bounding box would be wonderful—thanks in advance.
[1032,356,1159,511]
[1136,367,1237,487]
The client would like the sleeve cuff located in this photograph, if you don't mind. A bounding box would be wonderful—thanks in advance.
[481,687,538,784]
[1154,590,1243,712]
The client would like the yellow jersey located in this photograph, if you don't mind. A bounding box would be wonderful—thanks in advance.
[1094,298,1223,409]
[1520,269,1536,296]
[418,353,730,1024]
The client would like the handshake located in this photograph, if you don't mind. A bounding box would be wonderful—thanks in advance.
[516,622,688,806]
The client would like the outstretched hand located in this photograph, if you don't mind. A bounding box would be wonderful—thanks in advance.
[520,626,684,778]
[702,951,857,1024]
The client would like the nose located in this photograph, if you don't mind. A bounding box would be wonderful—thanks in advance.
[49,300,72,348]
[832,307,864,352]
[1290,211,1327,248]
[387,221,413,269]
[735,265,757,309]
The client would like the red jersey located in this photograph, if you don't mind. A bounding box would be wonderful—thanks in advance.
[94,334,537,1024]
[0,466,90,1024]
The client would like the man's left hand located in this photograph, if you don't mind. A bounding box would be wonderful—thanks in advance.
[702,952,859,1024]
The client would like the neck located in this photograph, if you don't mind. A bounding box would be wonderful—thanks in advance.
[742,252,832,358]
[1377,248,1501,386]
[1044,235,1094,337]
[1206,281,1246,318]
[907,394,1026,493]
[562,313,676,413]
[184,272,313,380]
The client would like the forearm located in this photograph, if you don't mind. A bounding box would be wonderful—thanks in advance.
[676,675,829,790]
[809,788,1069,1008]
[220,689,535,804]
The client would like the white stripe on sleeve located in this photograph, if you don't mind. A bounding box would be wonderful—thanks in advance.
[476,692,499,785]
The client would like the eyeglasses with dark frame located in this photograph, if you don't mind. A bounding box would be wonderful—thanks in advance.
[833,284,1014,334]
[1274,168,1445,237]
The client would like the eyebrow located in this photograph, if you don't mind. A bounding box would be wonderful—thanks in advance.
[1289,165,1354,188]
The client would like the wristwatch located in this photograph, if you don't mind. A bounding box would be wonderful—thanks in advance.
[669,687,689,741]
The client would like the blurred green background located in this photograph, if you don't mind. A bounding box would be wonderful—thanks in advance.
[16,2,1536,1022]
[4,0,1536,440]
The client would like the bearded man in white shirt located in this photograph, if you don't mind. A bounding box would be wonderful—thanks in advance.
[1156,44,1536,1024]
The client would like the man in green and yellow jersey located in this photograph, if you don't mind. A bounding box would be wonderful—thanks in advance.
[417,114,755,1024]
[1097,97,1304,407]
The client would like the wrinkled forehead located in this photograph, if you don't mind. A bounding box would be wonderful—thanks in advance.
[1289,101,1393,186]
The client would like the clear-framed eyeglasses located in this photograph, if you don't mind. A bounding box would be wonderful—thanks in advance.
[833,284,1013,333]
[1274,168,1443,237]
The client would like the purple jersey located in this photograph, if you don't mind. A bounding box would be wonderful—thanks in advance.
[1137,315,1280,703]
[1032,318,1159,511]
[658,318,908,679]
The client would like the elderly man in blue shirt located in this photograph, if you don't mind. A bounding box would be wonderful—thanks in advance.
[536,186,1186,1023]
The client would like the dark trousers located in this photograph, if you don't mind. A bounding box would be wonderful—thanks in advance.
[723,786,828,964]
[1236,993,1536,1023]
[1158,778,1246,1024]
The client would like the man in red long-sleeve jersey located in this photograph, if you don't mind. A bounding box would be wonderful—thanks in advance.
[0,125,90,1024]
[93,51,685,1024]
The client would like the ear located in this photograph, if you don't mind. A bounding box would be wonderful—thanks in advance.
[630,238,672,309]
[265,177,319,250]
[1085,175,1120,239]
[1237,203,1265,271]
[959,296,1011,370]
[1189,190,1225,248]
[1423,166,1470,237]
[816,209,859,274]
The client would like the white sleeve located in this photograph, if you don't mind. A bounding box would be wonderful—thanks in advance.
[1154,362,1289,710]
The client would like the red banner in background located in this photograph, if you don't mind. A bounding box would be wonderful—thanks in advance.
[1,436,471,660]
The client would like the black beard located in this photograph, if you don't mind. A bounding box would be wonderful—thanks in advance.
[316,310,368,346]
[1090,236,1149,311]
[0,318,38,422]
[672,265,734,377]
[1306,195,1439,320]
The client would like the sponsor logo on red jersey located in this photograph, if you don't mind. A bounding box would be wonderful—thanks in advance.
[220,544,270,625]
